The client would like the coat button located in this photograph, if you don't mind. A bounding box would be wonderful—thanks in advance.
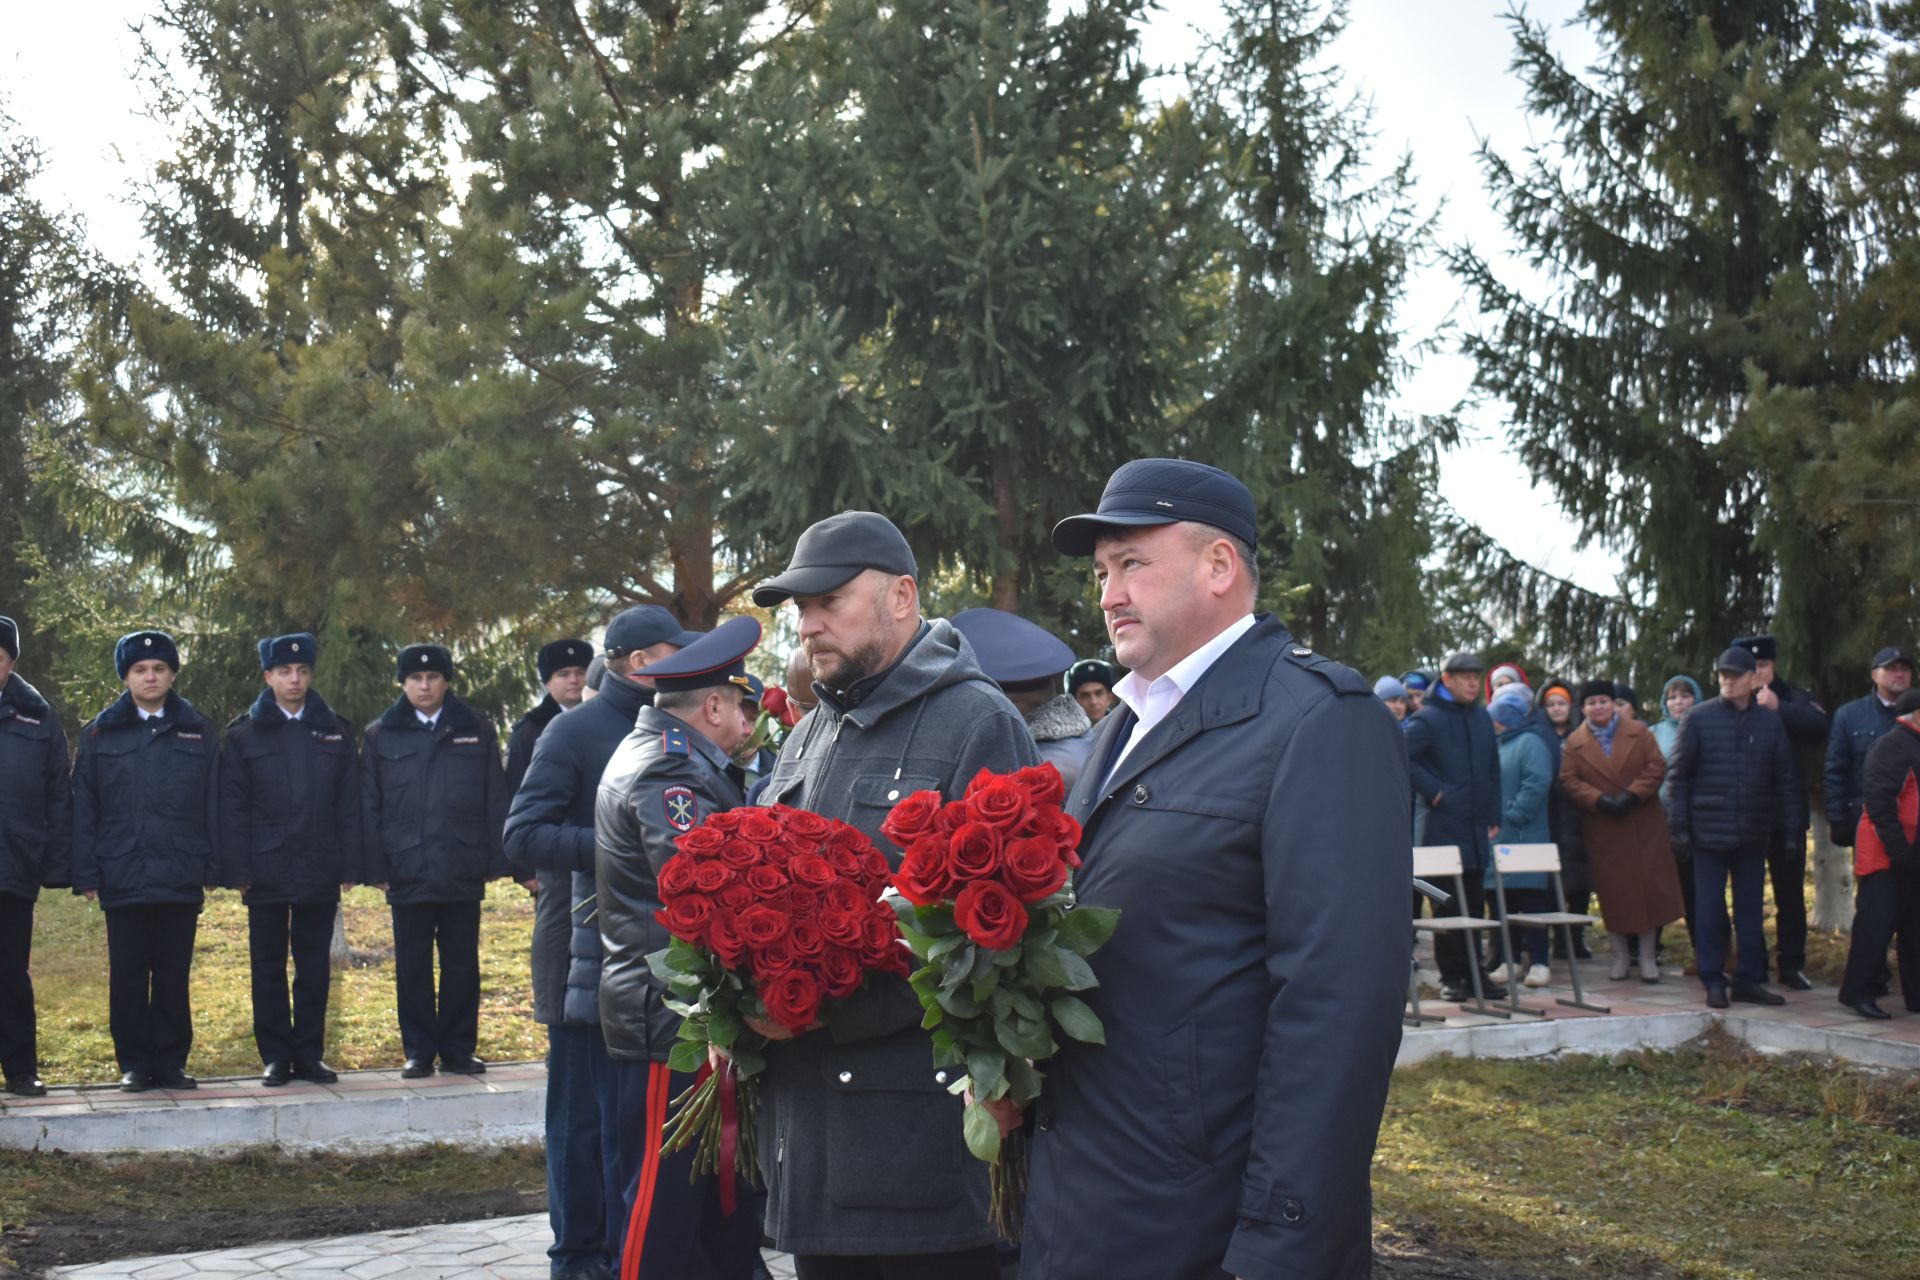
[1282,1199,1304,1223]
[838,1071,853,1084]
[887,789,900,802]
[1132,785,1150,804]
[934,1070,948,1084]
[1036,1113,1053,1132]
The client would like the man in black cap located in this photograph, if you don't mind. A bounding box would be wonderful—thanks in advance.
[594,616,765,1280]
[1014,459,1408,1280]
[1730,632,1829,988]
[1667,647,1801,1009]
[503,605,697,1279]
[1837,688,1920,1019]
[72,630,219,1092]
[953,607,1101,791]
[1405,650,1507,1002]
[748,510,1036,1277]
[1067,657,1119,724]
[220,632,361,1086]
[506,638,594,798]
[1825,646,1915,850]
[0,617,71,1097]
[361,644,511,1077]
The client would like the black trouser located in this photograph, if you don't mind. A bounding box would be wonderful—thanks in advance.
[1841,869,1920,1009]
[104,902,200,1075]
[1767,833,1808,975]
[1427,869,1489,986]
[392,900,482,1062]
[793,1248,1001,1280]
[0,893,37,1081]
[249,901,337,1066]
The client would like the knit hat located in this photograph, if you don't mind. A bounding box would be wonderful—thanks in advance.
[1489,696,1531,730]
[1577,678,1616,706]
[1614,682,1641,712]
[1487,663,1527,691]
[1491,682,1535,711]
[1373,675,1408,700]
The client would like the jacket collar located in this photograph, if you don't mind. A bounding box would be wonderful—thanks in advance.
[1024,694,1092,744]
[378,692,483,735]
[0,673,51,721]
[93,688,207,733]
[249,685,342,731]
[596,666,653,720]
[633,703,733,772]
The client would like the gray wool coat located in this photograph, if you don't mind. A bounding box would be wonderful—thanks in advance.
[753,618,1038,1256]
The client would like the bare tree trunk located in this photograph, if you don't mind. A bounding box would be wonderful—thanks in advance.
[991,452,1020,611]
[1809,811,1854,932]
[330,908,353,968]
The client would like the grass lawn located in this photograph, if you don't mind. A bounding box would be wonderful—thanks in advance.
[27,882,545,1083]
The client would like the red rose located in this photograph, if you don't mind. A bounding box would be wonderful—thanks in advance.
[1001,836,1071,903]
[936,801,972,835]
[1014,763,1067,807]
[880,789,944,846]
[819,947,863,998]
[1040,808,1083,866]
[952,880,1027,950]
[862,910,907,967]
[860,848,892,886]
[706,810,744,833]
[818,907,864,948]
[788,917,827,960]
[760,968,824,1033]
[780,807,833,841]
[719,839,761,870]
[829,826,871,860]
[761,686,802,729]
[718,883,754,912]
[785,885,821,916]
[658,895,714,946]
[691,861,736,894]
[751,939,797,976]
[826,843,864,879]
[966,775,1031,832]
[676,825,727,859]
[946,823,1004,883]
[657,855,698,900]
[789,854,836,889]
[737,810,785,845]
[738,904,790,948]
[823,881,865,915]
[745,864,791,898]
[708,911,746,968]
[893,836,955,906]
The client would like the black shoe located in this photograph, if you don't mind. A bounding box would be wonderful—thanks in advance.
[1779,970,1814,992]
[1840,995,1892,1021]
[5,1076,48,1097]
[1440,982,1506,1003]
[1730,981,1786,1007]
[262,1061,293,1087]
[119,1070,153,1093]
[151,1069,197,1090]
[292,1059,338,1084]
[1706,985,1730,1009]
[401,1058,435,1079]
[440,1054,487,1075]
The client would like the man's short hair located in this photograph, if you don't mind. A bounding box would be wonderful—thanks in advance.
[655,684,743,714]
[1189,523,1259,594]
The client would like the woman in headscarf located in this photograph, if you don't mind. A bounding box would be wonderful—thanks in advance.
[1490,689,1555,985]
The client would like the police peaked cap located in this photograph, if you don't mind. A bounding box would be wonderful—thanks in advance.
[950,608,1077,685]
[644,616,761,694]
[603,605,700,657]
[1052,458,1258,557]
[116,630,181,679]
[538,638,594,682]
[1067,658,1119,692]
[0,615,17,662]
[259,632,318,670]
[1731,633,1777,663]
[397,643,454,682]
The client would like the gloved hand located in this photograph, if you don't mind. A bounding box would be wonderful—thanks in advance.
[1595,794,1628,817]
[1609,790,1640,812]
[1670,833,1692,858]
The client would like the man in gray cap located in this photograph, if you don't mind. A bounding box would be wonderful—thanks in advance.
[747,511,1036,1278]
[1018,459,1409,1280]
[951,607,1101,791]
[1825,645,1915,849]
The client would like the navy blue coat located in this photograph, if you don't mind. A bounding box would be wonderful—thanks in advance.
[0,674,71,901]
[1666,696,1804,853]
[1023,618,1410,1280]
[360,695,510,905]
[71,691,219,909]
[504,694,565,799]
[1404,689,1501,870]
[502,672,651,1026]
[1825,693,1900,836]
[219,689,361,904]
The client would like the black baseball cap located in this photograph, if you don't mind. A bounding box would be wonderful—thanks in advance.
[644,616,763,694]
[1870,645,1915,672]
[604,606,699,657]
[1715,646,1758,674]
[1052,458,1258,557]
[752,512,918,607]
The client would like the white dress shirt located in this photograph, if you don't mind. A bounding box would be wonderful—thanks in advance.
[1102,613,1257,789]
[137,705,164,722]
[415,709,440,730]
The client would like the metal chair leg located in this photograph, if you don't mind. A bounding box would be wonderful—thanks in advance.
[1554,923,1610,1014]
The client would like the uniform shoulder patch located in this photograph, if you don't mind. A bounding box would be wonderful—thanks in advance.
[660,726,691,757]
[1283,646,1372,695]
[662,785,698,833]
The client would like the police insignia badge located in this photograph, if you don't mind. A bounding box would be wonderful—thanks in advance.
[664,786,697,833]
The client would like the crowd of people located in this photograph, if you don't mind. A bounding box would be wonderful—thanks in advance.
[1373,640,1920,1017]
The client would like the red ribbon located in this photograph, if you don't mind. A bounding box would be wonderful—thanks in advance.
[693,1059,741,1216]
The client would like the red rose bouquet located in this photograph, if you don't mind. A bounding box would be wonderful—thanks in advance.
[648,803,908,1192]
[882,763,1119,1239]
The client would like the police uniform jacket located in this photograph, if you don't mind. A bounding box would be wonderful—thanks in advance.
[1666,696,1804,853]
[1404,687,1502,870]
[753,619,1037,1256]
[219,688,360,904]
[593,704,740,1060]
[1825,693,1901,842]
[505,694,565,799]
[0,674,71,901]
[504,670,652,1026]
[71,690,219,909]
[1020,617,1410,1280]
[360,695,510,905]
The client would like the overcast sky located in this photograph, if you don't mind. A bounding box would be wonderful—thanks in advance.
[1,0,1618,595]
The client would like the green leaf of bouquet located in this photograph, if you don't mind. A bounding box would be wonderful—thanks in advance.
[971,970,1000,1003]
[731,1048,766,1078]
[928,933,968,960]
[936,986,982,1018]
[940,945,978,993]
[991,943,1023,968]
[966,1048,1006,1099]
[988,987,1015,1020]
[931,1027,957,1058]
[708,1010,741,1048]
[646,948,677,984]
[963,1100,1003,1163]
[922,1003,945,1030]
[1058,907,1121,955]
[1004,1057,1045,1104]
[668,1040,707,1073]
[1051,995,1106,1045]
[916,906,959,936]
[1057,950,1100,991]
[1010,991,1043,1021]
[666,943,706,974]
[1023,944,1069,990]
[995,1014,1053,1059]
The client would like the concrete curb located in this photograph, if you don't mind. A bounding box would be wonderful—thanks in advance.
[1397,1008,1920,1071]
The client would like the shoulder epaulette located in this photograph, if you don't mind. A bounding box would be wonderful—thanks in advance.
[660,725,691,757]
[1282,644,1372,695]
[226,712,249,730]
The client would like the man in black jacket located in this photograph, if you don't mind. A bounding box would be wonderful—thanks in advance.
[1837,688,1920,1019]
[1667,647,1802,1009]
[222,632,360,1087]
[506,638,594,797]
[362,644,511,1077]
[594,618,764,1280]
[1825,646,1914,847]
[0,617,71,1097]
[72,631,218,1092]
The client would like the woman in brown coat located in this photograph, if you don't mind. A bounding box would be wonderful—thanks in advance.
[1561,679,1686,981]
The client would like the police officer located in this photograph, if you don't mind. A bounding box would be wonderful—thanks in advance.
[1018,459,1410,1280]
[504,605,698,1277]
[71,631,219,1093]
[506,638,594,797]
[1067,657,1119,724]
[594,616,765,1280]
[361,644,511,1077]
[0,617,71,1097]
[1825,646,1915,848]
[953,607,1101,792]
[1731,633,1831,989]
[221,632,361,1086]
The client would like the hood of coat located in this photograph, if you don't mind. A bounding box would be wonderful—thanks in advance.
[814,619,997,732]
[90,688,210,734]
[1025,693,1093,744]
[377,691,487,735]
[1659,674,1703,721]
[0,671,51,720]
[247,685,345,732]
